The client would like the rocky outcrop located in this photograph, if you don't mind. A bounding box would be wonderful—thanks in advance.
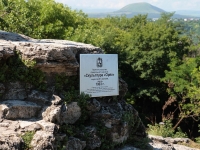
[60,102,81,124]
[0,100,41,119]
[0,31,146,150]
[30,131,55,150]
[66,137,86,150]
[0,30,103,77]
[0,134,23,150]
[149,135,199,150]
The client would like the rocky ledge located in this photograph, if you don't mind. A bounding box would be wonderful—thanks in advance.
[0,31,147,150]
[0,30,103,76]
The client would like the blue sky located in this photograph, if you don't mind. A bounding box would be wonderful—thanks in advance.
[55,0,200,11]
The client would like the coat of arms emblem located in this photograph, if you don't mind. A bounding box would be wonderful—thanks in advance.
[97,57,103,67]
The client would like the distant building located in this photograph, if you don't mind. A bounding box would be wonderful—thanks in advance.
[152,18,159,21]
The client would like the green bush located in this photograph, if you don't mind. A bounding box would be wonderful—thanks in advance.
[147,120,187,138]
[21,131,35,150]
[0,51,46,91]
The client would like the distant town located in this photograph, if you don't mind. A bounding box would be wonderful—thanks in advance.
[152,18,200,22]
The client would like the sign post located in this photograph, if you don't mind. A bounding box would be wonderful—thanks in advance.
[80,54,119,97]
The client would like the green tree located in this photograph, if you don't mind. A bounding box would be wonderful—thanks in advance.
[162,57,200,129]
[124,15,190,102]
[0,0,87,39]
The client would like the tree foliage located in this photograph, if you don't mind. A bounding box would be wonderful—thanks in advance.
[0,0,87,39]
[162,57,200,129]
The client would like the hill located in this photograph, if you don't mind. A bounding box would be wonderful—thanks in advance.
[116,2,165,14]
[87,2,200,19]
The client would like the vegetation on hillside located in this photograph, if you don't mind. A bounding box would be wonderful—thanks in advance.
[0,0,200,145]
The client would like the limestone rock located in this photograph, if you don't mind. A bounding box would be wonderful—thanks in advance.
[0,120,22,136]
[36,120,57,133]
[0,100,41,119]
[91,100,146,144]
[111,124,129,144]
[173,144,198,150]
[0,31,103,77]
[86,98,101,112]
[30,130,55,150]
[28,90,51,105]
[19,120,42,132]
[51,94,62,105]
[61,102,81,124]
[0,40,15,60]
[3,82,27,100]
[149,135,199,150]
[86,136,101,150]
[84,126,101,149]
[42,105,61,123]
[0,30,33,41]
[0,134,23,150]
[66,137,86,150]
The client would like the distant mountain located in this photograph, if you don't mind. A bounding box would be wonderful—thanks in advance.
[86,2,200,19]
[175,10,200,17]
[116,2,165,14]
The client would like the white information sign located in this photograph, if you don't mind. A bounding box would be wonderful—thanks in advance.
[80,54,119,97]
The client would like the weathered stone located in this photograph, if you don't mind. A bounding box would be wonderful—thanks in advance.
[41,95,63,123]
[91,100,147,145]
[18,120,42,132]
[0,120,21,135]
[92,106,112,119]
[66,137,86,150]
[111,124,129,144]
[3,82,27,100]
[36,120,57,133]
[0,41,15,60]
[165,137,190,144]
[28,90,51,105]
[42,105,61,123]
[0,100,41,119]
[30,130,55,150]
[51,95,62,105]
[86,136,101,150]
[149,135,199,150]
[86,98,101,112]
[0,30,33,41]
[84,126,101,149]
[0,122,10,127]
[0,104,7,120]
[173,144,198,150]
[61,102,81,124]
[0,134,23,150]
[13,39,102,76]
[0,31,103,78]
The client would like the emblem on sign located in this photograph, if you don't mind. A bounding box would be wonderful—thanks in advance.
[97,57,103,67]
